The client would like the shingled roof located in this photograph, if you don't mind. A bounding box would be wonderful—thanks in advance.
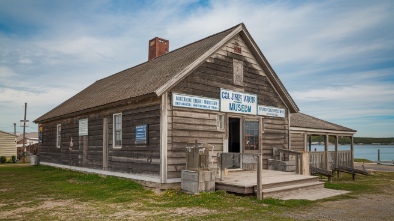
[291,112,356,133]
[35,23,299,122]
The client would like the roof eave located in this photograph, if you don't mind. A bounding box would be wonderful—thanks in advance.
[34,92,158,124]
[290,126,357,135]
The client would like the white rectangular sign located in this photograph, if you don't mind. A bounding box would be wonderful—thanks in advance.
[172,93,219,111]
[258,105,285,118]
[79,118,88,136]
[220,89,257,115]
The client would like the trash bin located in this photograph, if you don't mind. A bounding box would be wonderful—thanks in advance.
[30,155,40,166]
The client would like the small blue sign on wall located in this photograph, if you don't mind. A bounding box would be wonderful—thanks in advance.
[136,125,147,144]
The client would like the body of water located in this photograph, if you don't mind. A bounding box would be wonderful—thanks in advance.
[310,145,394,162]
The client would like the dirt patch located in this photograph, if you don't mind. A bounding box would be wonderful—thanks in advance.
[286,193,394,221]
[171,207,216,216]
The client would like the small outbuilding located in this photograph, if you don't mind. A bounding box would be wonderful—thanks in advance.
[34,23,356,188]
[0,130,17,159]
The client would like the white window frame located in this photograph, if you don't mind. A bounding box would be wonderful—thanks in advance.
[56,124,61,148]
[217,114,225,131]
[113,113,122,148]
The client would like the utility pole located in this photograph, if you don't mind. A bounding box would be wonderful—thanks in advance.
[22,103,27,162]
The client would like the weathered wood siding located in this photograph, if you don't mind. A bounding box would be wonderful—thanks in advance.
[290,132,306,152]
[38,98,161,176]
[0,132,16,158]
[167,34,289,177]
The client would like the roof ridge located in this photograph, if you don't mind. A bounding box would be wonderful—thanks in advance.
[96,23,243,83]
[149,23,243,61]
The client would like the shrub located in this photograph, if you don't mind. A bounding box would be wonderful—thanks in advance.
[11,155,16,163]
[0,156,6,163]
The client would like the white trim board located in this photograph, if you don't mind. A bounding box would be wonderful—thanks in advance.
[40,162,181,184]
[290,127,356,135]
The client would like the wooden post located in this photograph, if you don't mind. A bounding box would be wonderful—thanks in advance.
[103,118,108,171]
[309,135,312,152]
[303,133,307,152]
[160,92,168,183]
[257,153,263,200]
[335,136,338,168]
[83,135,88,166]
[217,153,223,181]
[325,135,329,170]
[350,136,354,168]
[22,102,27,163]
[378,149,380,163]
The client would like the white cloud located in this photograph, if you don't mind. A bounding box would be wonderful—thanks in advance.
[0,66,17,78]
[293,85,394,103]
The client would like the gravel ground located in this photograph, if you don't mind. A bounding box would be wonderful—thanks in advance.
[284,164,394,221]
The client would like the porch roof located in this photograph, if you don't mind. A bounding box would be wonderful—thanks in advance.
[290,112,356,134]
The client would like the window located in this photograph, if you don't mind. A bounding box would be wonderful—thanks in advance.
[113,113,122,148]
[244,121,259,150]
[56,124,61,148]
[217,114,225,131]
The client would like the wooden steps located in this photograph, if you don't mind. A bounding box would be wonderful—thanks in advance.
[262,180,325,199]
[215,170,344,200]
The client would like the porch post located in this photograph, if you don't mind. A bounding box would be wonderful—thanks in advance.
[335,135,338,169]
[350,136,354,168]
[325,134,329,170]
[257,153,263,200]
[308,135,312,152]
[303,133,307,152]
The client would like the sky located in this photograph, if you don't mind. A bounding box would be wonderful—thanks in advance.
[0,0,393,137]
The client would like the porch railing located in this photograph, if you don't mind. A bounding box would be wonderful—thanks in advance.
[217,152,264,200]
[272,148,304,174]
[217,153,259,181]
[309,150,352,170]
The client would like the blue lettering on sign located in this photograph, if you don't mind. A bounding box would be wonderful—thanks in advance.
[173,93,219,111]
[243,95,255,103]
[232,93,242,103]
[229,103,252,113]
[221,91,229,99]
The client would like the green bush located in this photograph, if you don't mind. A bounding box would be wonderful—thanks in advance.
[11,155,16,163]
[0,156,6,163]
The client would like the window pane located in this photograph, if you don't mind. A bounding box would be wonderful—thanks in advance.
[245,121,258,150]
[114,114,122,147]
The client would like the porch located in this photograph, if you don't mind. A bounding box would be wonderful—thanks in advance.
[215,152,349,200]
[215,169,348,200]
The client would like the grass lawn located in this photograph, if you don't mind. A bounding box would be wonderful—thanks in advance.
[0,163,393,220]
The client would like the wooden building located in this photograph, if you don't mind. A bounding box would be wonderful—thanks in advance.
[34,23,356,187]
[0,131,17,159]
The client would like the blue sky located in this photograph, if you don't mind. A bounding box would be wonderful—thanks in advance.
[0,0,393,137]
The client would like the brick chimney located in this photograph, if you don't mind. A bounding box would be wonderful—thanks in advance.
[148,37,169,61]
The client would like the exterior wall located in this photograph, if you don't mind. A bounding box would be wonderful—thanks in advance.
[38,97,161,177]
[0,132,17,158]
[167,34,290,178]
[290,132,306,152]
